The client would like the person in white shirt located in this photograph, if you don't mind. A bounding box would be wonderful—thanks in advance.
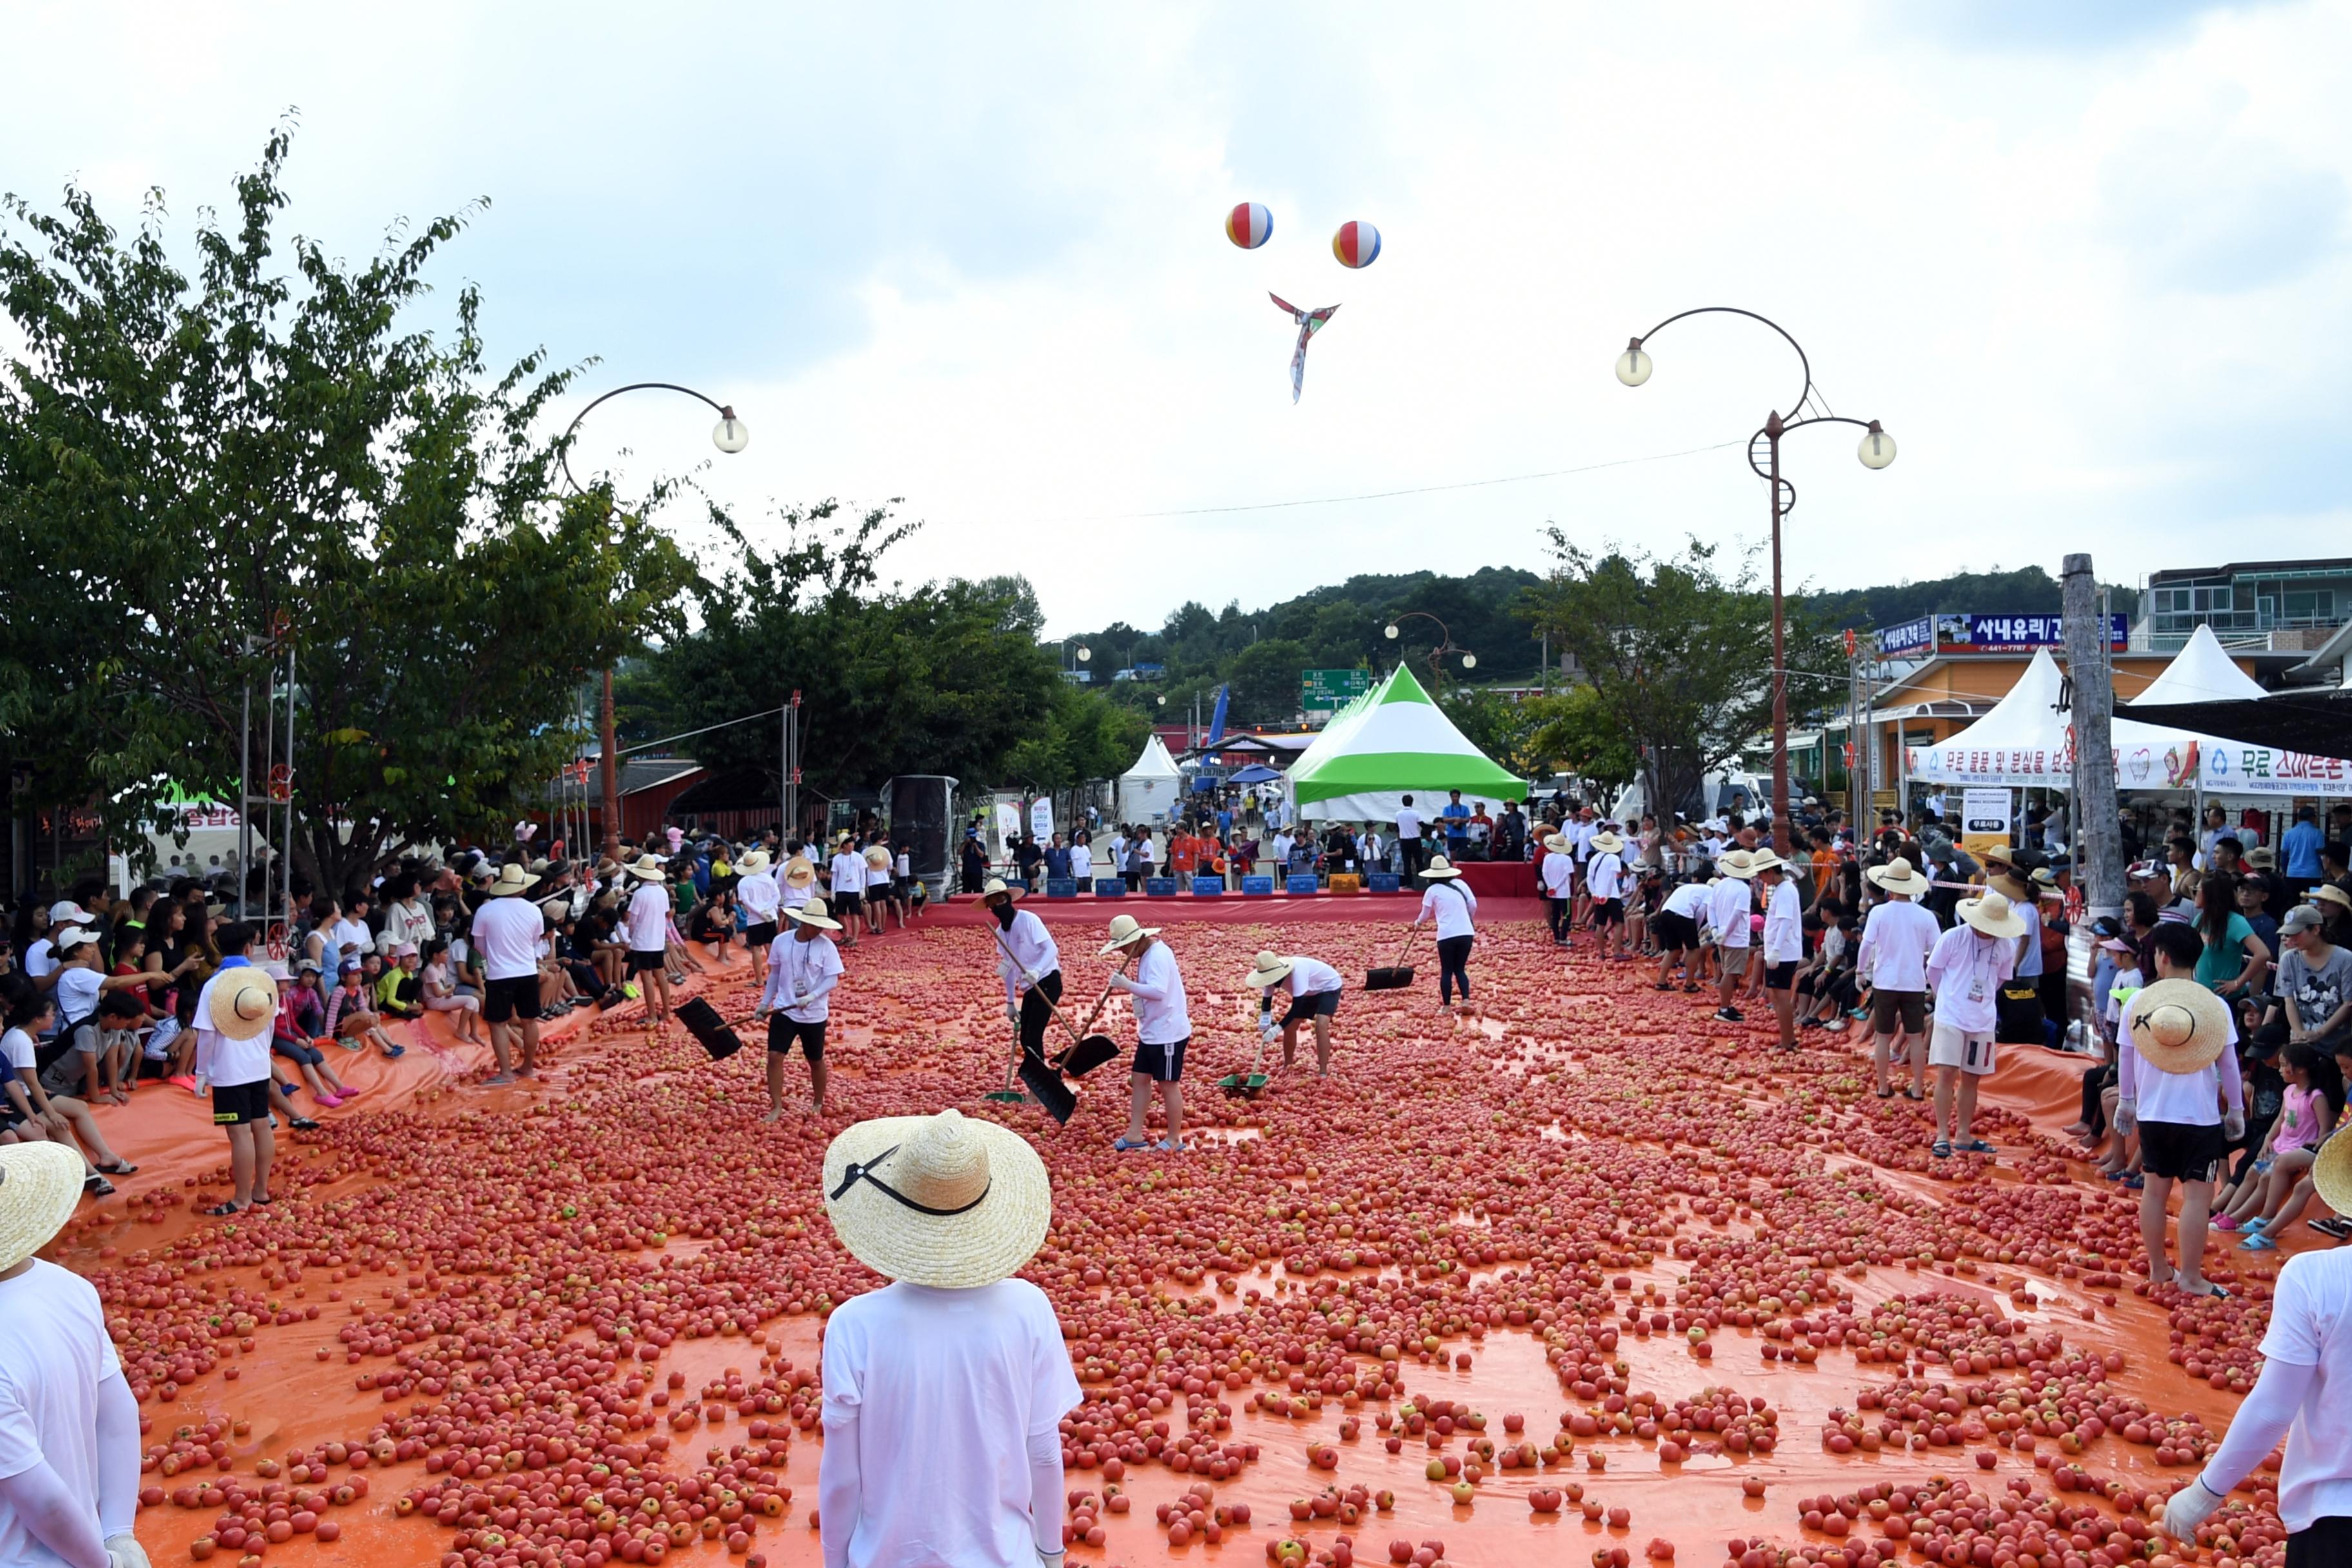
[1923,890,2023,1161]
[190,923,280,1215]
[779,855,817,914]
[1538,834,1576,948]
[1359,827,1386,876]
[2162,1134,2352,1556]
[471,863,549,1084]
[1856,858,1941,1100]
[0,1141,146,1568]
[1247,950,1346,1076]
[1753,853,1806,1050]
[619,855,677,1023]
[1394,797,1424,880]
[827,839,866,950]
[1411,856,1480,1009]
[2117,925,2246,1300]
[1709,851,1759,1023]
[1103,916,1190,1152]
[324,901,374,972]
[980,879,1063,1072]
[1068,834,1093,887]
[818,1109,1077,1568]
[756,899,844,1118]
[1585,829,1631,961]
[734,851,783,989]
[1652,879,1713,991]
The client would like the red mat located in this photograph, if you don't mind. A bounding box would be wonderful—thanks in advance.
[1456,859,1537,898]
[935,894,1549,928]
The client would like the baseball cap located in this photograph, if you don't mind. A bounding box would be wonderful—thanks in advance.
[2281,905,2326,937]
[52,926,95,951]
[2126,859,2167,881]
[2090,915,2126,940]
[48,901,92,925]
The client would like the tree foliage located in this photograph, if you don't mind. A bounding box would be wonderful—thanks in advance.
[0,128,696,895]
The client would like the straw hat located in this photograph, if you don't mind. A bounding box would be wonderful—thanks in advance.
[1867,857,1932,897]
[484,863,540,897]
[1099,913,1160,954]
[1718,849,1759,880]
[735,850,772,875]
[2313,1128,2352,1219]
[865,846,894,870]
[2124,978,2231,1076]
[1957,890,2028,940]
[784,897,843,932]
[1746,850,1787,876]
[782,856,818,888]
[1246,951,1295,988]
[208,968,280,1041]
[1587,830,1626,855]
[979,877,1024,903]
[1541,834,1570,853]
[1420,856,1462,880]
[0,1143,84,1273]
[2313,885,2352,914]
[821,1109,1050,1289]
[622,854,667,883]
[1981,843,2018,870]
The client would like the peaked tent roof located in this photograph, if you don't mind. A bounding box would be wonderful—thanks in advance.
[1286,665,1524,805]
[1121,734,1182,781]
[2132,624,2271,705]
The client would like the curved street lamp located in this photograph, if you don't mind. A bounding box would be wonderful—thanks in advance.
[559,382,750,855]
[1616,308,1893,848]
[1384,611,1476,688]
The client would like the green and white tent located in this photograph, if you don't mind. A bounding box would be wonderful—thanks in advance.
[1286,665,1527,822]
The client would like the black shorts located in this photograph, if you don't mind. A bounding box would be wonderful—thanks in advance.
[1282,989,1342,1026]
[1133,1037,1188,1082]
[1592,897,1624,928]
[625,950,667,975]
[1870,988,1928,1034]
[2286,1515,2352,1567]
[832,892,863,917]
[1653,911,1699,952]
[211,1079,273,1126]
[2139,1119,2226,1182]
[1765,960,1801,992]
[767,1015,826,1062]
[742,921,778,949]
[484,974,545,1023]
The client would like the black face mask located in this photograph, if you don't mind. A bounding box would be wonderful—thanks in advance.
[993,902,1017,930]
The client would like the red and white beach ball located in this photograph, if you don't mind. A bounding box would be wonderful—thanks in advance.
[1224,202,1274,249]
[1331,220,1381,268]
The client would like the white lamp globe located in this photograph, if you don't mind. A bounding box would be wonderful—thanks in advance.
[712,415,750,455]
[1384,623,1400,640]
[1857,422,1896,470]
[1460,652,1478,670]
[1614,346,1652,387]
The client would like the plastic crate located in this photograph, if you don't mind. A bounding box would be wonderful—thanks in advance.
[1144,877,1180,897]
[1044,877,1079,899]
[1241,876,1275,896]
[1190,876,1225,897]
[1093,879,1126,898]
[1367,872,1402,893]
[1286,874,1320,896]
[1328,874,1362,895]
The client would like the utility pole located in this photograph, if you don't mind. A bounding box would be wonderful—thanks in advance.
[2063,554,2122,925]
[600,670,621,858]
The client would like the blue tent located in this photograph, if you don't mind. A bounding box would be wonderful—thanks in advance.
[1228,763,1283,784]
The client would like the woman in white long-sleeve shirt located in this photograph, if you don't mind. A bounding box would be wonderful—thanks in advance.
[756,899,844,1117]
[1411,856,1480,1008]
[1102,916,1189,1153]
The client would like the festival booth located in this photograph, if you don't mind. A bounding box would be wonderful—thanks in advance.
[1115,734,1184,825]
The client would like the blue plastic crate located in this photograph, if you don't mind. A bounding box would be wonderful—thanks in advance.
[1240,875,1275,896]
[1143,876,1180,897]
[1190,876,1224,897]
[1366,872,1402,893]
[1093,878,1126,898]
[1286,874,1320,896]
[1044,877,1079,899]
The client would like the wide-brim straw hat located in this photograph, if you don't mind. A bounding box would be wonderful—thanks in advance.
[1981,843,2018,870]
[1245,950,1295,988]
[865,847,894,869]
[784,897,843,932]
[1587,831,1627,855]
[782,856,818,887]
[1100,913,1160,954]
[0,1143,84,1273]
[822,1110,1050,1289]
[1957,890,2028,940]
[1541,835,1570,853]
[2313,1130,2352,1219]
[1719,850,1759,879]
[1745,850,1786,876]
[1420,856,1462,880]
[2125,978,2231,1076]
[980,877,1024,903]
[623,854,667,882]
[485,863,540,897]
[1867,857,1932,897]
[2313,885,2352,914]
[735,851,772,875]
[209,968,280,1041]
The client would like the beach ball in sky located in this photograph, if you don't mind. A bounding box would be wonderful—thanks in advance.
[1225,202,1274,249]
[1331,220,1381,268]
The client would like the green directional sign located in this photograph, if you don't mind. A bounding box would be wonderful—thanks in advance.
[1301,668,1370,712]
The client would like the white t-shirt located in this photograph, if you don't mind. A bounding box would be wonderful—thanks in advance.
[1925,925,2014,1036]
[2258,1248,2352,1532]
[993,910,1060,1002]
[471,896,547,983]
[0,1259,124,1568]
[1279,956,1346,999]
[1068,843,1092,882]
[2117,986,2240,1126]
[1761,879,1805,964]
[821,1279,1080,1568]
[190,965,271,1088]
[1,1028,35,1079]
[1661,882,1712,922]
[326,917,372,960]
[52,966,102,1024]
[1418,879,1478,941]
[1856,899,1940,992]
[736,870,781,922]
[1538,852,1574,898]
[1121,941,1191,1044]
[1585,852,1625,901]
[625,883,670,953]
[1395,808,1422,843]
[1709,877,1752,947]
[21,940,53,980]
[763,933,843,1024]
[830,853,866,896]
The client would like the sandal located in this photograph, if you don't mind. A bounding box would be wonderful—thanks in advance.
[1903,1088,1925,1101]
[250,1195,273,1206]
[2237,1233,2275,1251]
[1931,1141,1952,1159]
[1112,1137,1153,1152]
[288,1116,320,1131]
[1875,1088,1895,1099]
[83,1174,116,1197]
[1956,1139,1997,1155]
[96,1159,138,1175]
[202,1200,245,1217]
[2175,1281,2229,1299]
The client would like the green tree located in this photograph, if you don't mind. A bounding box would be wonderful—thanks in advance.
[1522,534,1839,820]
[1523,685,1639,793]
[1224,638,1312,727]
[0,128,696,896]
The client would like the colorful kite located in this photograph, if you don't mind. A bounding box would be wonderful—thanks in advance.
[1269,292,1340,403]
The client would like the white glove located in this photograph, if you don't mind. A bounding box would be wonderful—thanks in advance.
[2113,1099,2137,1137]
[107,1534,153,1568]
[2161,1478,2223,1540]
[1006,1001,1021,1024]
[789,993,810,1012]
[2224,1110,2246,1143]
[1259,1021,1280,1044]
[1037,1552,1066,1568]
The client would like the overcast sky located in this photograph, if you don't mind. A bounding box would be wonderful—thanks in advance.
[5,1,2346,638]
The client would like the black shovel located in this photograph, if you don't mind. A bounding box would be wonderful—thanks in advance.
[1364,925,1420,991]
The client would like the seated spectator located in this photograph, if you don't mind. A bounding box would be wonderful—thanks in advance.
[418,939,486,1044]
[90,992,147,1101]
[270,979,354,1108]
[142,985,197,1084]
[376,944,424,1021]
[1,994,135,1195]
[324,961,404,1059]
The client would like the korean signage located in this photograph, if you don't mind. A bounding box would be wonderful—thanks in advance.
[1908,735,2352,798]
[1877,614,2129,658]
[1959,787,2012,861]
[1300,668,1370,712]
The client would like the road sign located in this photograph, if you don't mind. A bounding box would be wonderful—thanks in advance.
[1300,668,1369,712]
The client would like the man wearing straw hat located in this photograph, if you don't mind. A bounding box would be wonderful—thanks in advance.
[191,921,282,1216]
[1102,915,1190,1153]
[0,1142,146,1568]
[755,898,843,1119]
[1752,851,1805,1051]
[1246,950,1346,1077]
[980,879,1062,1077]
[816,1108,1078,1568]
[827,836,865,950]
[618,854,676,1024]
[735,851,781,990]
[472,862,547,1086]
[1537,834,1574,948]
[1709,850,1759,1023]
[1410,856,1480,1010]
[1856,857,1939,1100]
[1585,828,1631,961]
[779,853,819,916]
[1922,888,2025,1162]
[2164,1130,2352,1559]
[2116,923,2246,1300]
[1984,849,2048,1047]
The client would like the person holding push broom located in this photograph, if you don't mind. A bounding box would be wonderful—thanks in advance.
[1247,950,1346,1076]
[755,897,843,1119]
[1103,914,1188,1153]
[981,878,1062,1075]
[1411,855,1479,1010]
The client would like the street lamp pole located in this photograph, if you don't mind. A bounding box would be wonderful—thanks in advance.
[1383,611,1476,689]
[559,383,750,858]
[1615,309,1894,850]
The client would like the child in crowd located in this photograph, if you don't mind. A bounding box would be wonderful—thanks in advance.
[418,937,486,1045]
[325,961,406,1059]
[2114,923,2246,1299]
[2218,1044,2344,1249]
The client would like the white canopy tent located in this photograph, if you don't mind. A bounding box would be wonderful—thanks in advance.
[1115,734,1184,825]
[2130,623,2272,706]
